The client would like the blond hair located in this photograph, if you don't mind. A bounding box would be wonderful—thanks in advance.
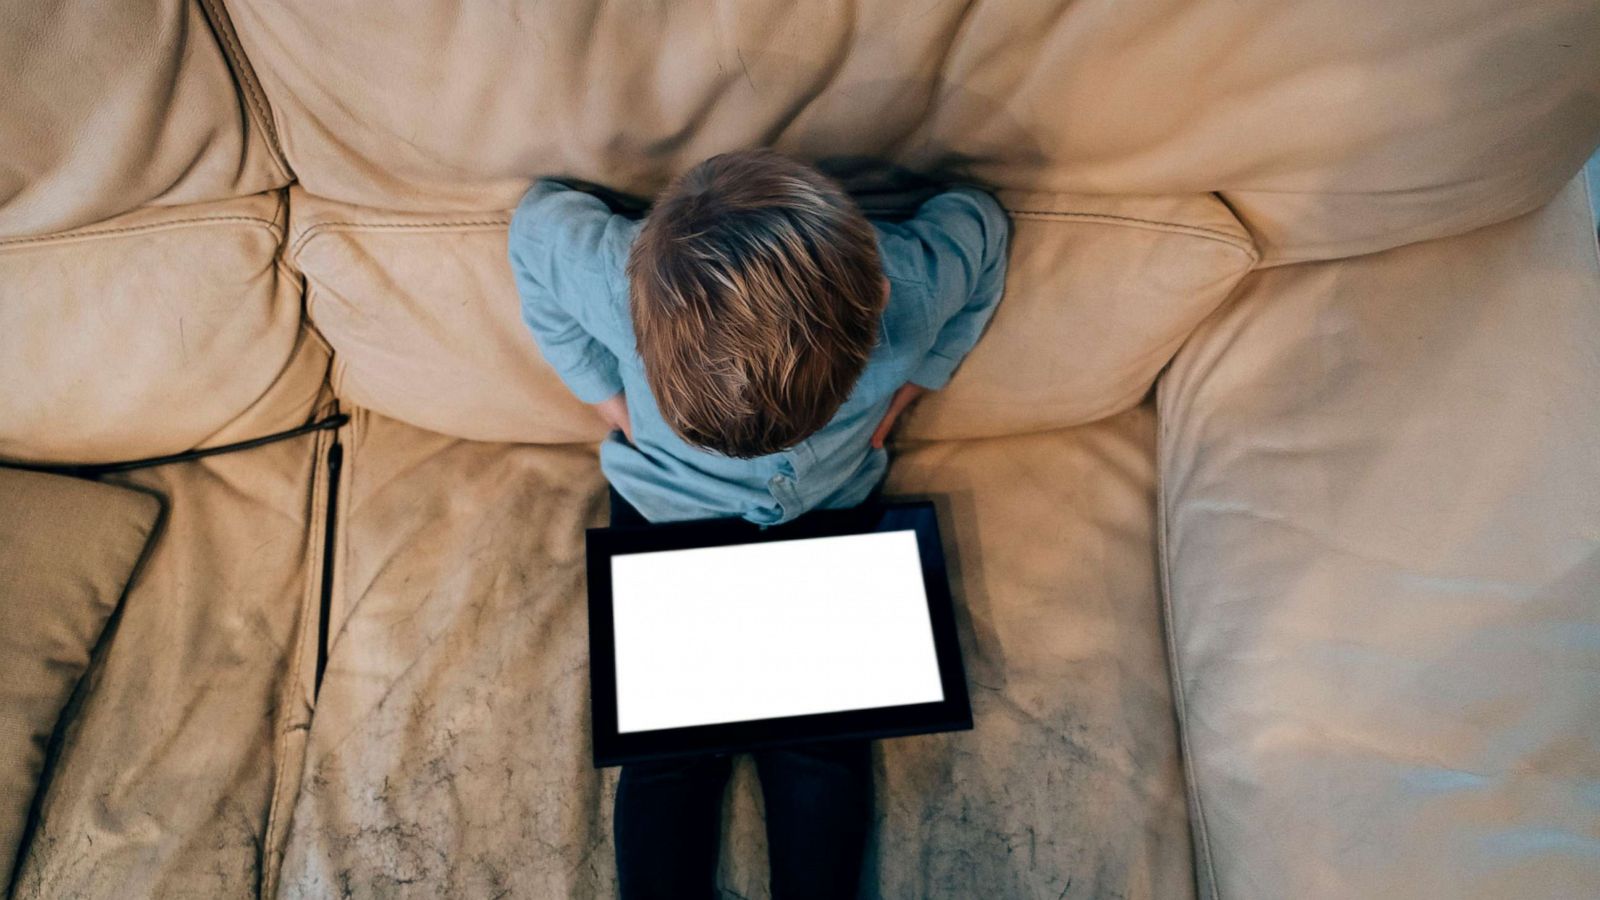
[628,150,883,458]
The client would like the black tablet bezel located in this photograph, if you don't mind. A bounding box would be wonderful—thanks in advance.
[586,500,971,768]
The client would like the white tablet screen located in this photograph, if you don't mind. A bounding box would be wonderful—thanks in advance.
[609,529,945,734]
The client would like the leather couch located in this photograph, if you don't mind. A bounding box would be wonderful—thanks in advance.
[2,1,1597,897]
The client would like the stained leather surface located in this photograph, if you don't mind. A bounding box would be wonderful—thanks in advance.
[14,435,323,899]
[272,405,1190,899]
[0,470,160,891]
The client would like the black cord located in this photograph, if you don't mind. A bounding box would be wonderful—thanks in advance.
[0,413,350,478]
[313,438,344,699]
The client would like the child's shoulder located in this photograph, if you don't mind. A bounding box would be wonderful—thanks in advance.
[511,179,591,236]
[909,185,1010,242]
[509,179,641,280]
[874,187,1006,282]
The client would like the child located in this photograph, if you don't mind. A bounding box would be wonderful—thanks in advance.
[508,149,1008,900]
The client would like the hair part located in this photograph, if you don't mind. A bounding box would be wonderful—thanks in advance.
[628,149,884,458]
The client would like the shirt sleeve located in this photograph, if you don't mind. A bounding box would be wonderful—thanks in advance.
[506,179,632,404]
[897,185,1011,390]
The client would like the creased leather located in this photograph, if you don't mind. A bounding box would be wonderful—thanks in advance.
[272,405,1191,899]
[1158,177,1600,898]
[14,435,320,899]
[0,0,287,238]
[226,0,1599,262]
[287,188,1253,443]
[0,193,327,464]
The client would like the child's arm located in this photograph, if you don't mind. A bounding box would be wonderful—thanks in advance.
[869,185,1010,447]
[507,179,635,405]
[900,185,1011,390]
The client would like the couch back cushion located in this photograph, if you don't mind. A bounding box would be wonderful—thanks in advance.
[227,0,1599,263]
[286,190,598,444]
[0,469,161,890]
[0,0,286,238]
[287,188,1253,443]
[904,190,1256,439]
[0,194,328,464]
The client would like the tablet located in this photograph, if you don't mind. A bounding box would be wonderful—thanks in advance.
[586,501,971,767]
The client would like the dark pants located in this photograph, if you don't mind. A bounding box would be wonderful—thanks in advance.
[608,488,874,900]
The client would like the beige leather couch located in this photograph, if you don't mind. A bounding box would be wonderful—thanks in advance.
[3,2,1597,897]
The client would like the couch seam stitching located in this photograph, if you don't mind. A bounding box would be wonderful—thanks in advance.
[197,0,292,181]
[0,215,281,249]
[302,285,351,398]
[287,212,1261,259]
[1154,385,1222,898]
[1009,209,1258,259]
[259,428,328,898]
[288,218,510,258]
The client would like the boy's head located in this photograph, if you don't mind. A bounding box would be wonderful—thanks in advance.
[628,149,884,459]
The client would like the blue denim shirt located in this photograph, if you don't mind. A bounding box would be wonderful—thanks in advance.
[508,178,1009,524]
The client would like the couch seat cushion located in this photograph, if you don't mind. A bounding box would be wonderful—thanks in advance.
[274,404,1191,899]
[13,434,325,899]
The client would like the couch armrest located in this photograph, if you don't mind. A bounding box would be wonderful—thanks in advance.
[1156,175,1600,898]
